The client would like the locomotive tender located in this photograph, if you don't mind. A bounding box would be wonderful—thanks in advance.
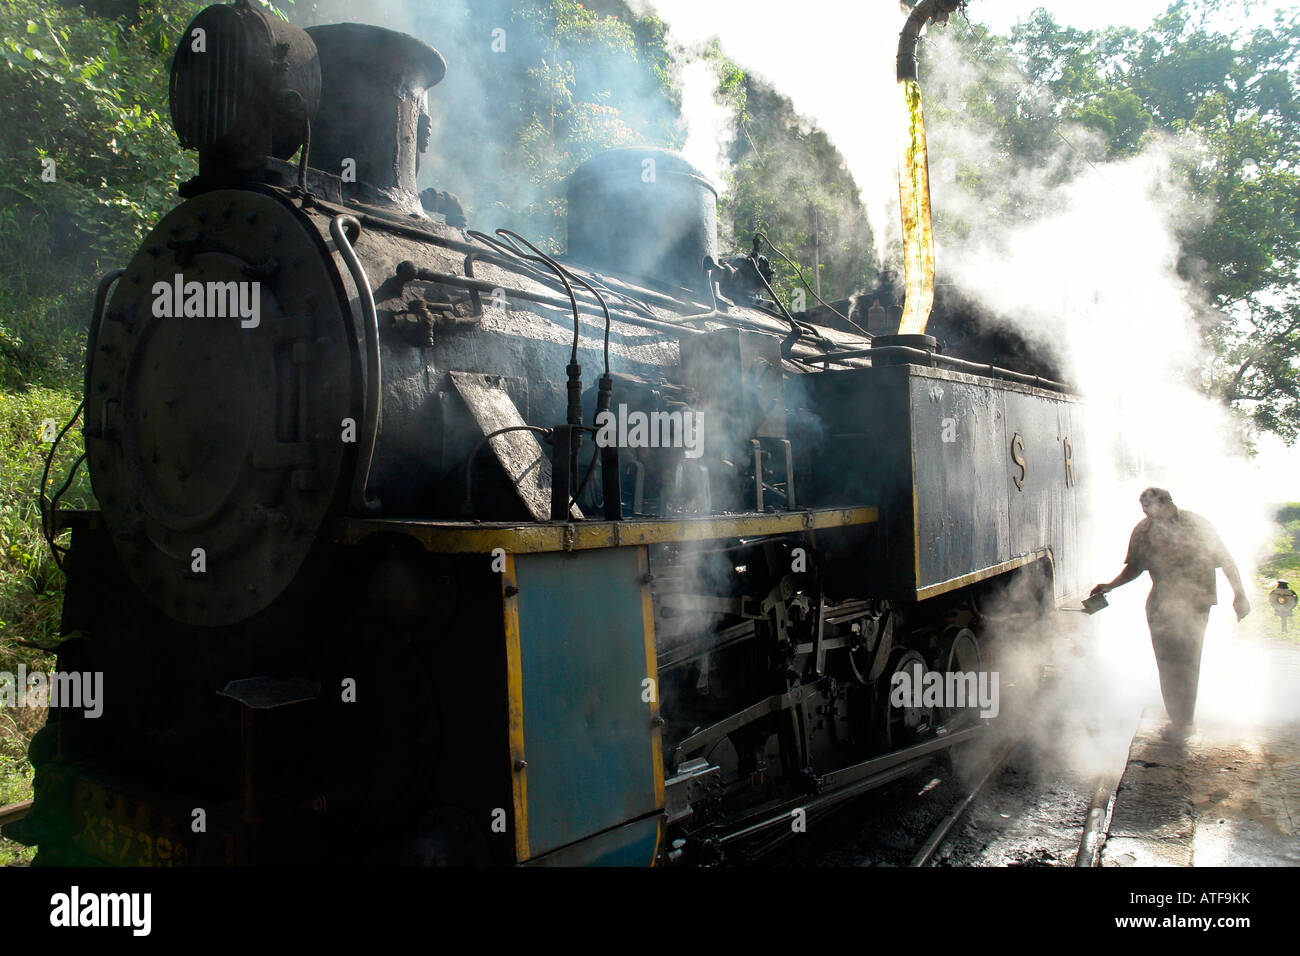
[10,0,1087,865]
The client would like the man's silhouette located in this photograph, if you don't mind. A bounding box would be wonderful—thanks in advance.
[1092,487,1250,730]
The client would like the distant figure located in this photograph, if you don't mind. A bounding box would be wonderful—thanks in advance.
[1091,487,1251,731]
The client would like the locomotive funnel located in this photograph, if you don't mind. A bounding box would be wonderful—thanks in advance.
[305,23,447,210]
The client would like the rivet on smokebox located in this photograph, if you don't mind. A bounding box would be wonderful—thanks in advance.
[514,759,527,771]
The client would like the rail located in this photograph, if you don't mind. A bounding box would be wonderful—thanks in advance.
[0,800,32,828]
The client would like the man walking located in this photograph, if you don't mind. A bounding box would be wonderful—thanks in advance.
[1092,487,1251,730]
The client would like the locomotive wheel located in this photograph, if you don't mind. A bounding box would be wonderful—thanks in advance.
[848,609,892,686]
[940,627,983,724]
[873,649,935,752]
[943,626,982,673]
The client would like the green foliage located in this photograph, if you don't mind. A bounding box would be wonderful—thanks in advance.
[0,386,91,646]
[0,277,88,392]
[1072,88,1154,155]
[0,749,36,865]
[0,384,80,865]
[1261,501,1300,573]
[0,0,207,388]
[0,0,202,273]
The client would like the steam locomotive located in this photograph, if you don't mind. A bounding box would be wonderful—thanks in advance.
[8,1,1086,865]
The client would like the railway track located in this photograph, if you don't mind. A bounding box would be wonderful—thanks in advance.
[1074,774,1120,867]
[910,735,1022,867]
[907,740,1122,868]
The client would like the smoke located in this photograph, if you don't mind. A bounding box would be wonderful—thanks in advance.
[634,0,1274,557]
[629,6,1287,756]
[916,28,1283,727]
[297,0,683,243]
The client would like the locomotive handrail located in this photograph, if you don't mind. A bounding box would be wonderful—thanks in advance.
[330,215,383,513]
[85,268,126,399]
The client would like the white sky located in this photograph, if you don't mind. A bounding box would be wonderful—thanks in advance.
[970,0,1295,34]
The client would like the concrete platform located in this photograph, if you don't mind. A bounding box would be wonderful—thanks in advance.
[1101,636,1300,867]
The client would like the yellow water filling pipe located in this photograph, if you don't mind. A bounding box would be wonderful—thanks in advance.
[895,0,964,336]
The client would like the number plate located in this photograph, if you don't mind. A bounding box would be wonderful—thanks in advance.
[71,779,197,866]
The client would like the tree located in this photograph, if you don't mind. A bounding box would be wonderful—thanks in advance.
[0,0,207,382]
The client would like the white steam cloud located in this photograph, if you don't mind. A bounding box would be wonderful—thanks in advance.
[952,39,1297,748]
[913,30,1276,731]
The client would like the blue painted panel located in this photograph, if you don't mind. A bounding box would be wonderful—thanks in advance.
[911,376,1010,588]
[514,547,659,857]
[1004,390,1066,559]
